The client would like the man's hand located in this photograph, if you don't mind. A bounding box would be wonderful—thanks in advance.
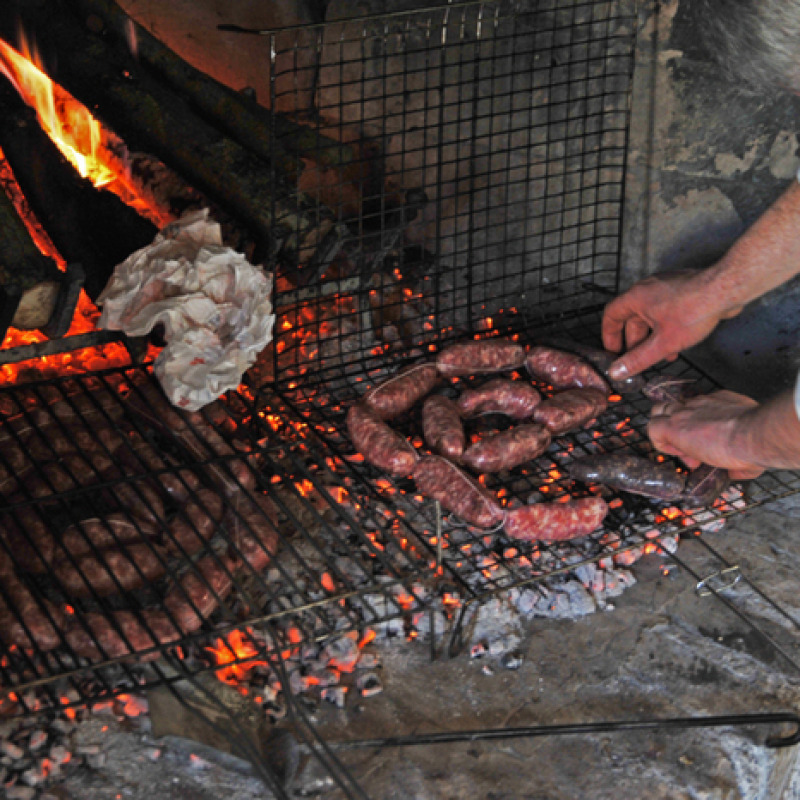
[601,270,742,380]
[648,390,765,479]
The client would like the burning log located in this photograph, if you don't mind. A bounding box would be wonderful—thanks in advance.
[0,71,158,301]
[0,0,343,277]
[0,162,63,331]
[73,0,354,172]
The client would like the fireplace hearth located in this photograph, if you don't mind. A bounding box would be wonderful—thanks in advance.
[3,1,800,798]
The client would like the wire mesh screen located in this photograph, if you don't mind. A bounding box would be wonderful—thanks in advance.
[269,0,638,392]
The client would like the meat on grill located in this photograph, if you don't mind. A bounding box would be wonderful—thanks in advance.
[124,383,256,497]
[436,339,526,377]
[531,388,608,435]
[116,436,204,503]
[346,403,418,476]
[412,455,505,529]
[539,339,646,393]
[526,345,610,391]
[363,363,439,420]
[504,497,608,542]
[462,423,551,473]
[567,453,687,500]
[422,395,466,459]
[457,378,541,419]
[681,463,730,506]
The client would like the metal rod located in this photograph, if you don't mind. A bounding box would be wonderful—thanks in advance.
[326,712,800,750]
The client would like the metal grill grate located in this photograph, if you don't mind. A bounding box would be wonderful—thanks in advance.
[268,0,637,392]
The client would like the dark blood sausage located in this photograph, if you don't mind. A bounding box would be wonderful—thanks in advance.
[462,424,551,473]
[422,395,466,459]
[363,363,439,420]
[532,388,608,435]
[540,339,646,393]
[436,339,526,377]
[346,403,417,477]
[680,464,730,507]
[457,379,541,420]
[504,497,609,542]
[526,346,610,391]
[568,453,687,501]
[412,455,505,529]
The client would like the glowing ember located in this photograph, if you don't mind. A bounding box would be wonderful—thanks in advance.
[206,628,269,685]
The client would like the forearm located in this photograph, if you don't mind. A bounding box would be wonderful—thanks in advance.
[695,180,800,315]
[733,389,800,470]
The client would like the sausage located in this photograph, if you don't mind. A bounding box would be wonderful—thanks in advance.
[567,453,687,500]
[422,395,466,459]
[540,339,646,393]
[124,382,255,497]
[462,423,551,473]
[412,455,505,529]
[363,363,439,420]
[116,437,203,502]
[24,421,127,462]
[163,489,225,556]
[1,504,57,573]
[531,388,608,435]
[346,403,418,477]
[110,482,166,526]
[64,610,182,662]
[457,379,541,419]
[526,346,610,391]
[225,492,281,573]
[23,451,118,499]
[164,554,236,630]
[504,497,609,542]
[53,541,171,598]
[60,514,159,559]
[680,464,730,507]
[436,339,526,377]
[0,550,64,650]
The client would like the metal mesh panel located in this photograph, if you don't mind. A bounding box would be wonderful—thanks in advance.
[269,0,637,392]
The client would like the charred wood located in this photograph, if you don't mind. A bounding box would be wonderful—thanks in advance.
[0,0,342,277]
[0,157,62,331]
[74,0,354,172]
[0,73,158,301]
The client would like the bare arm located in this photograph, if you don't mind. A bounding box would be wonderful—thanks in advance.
[648,389,800,479]
[603,180,800,379]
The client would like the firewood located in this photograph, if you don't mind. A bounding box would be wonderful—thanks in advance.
[0,160,62,330]
[0,72,158,302]
[73,0,354,172]
[0,0,343,278]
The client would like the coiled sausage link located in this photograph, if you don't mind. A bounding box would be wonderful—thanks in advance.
[422,395,466,459]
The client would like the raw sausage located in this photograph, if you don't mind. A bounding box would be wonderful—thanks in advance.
[457,379,541,419]
[225,492,281,573]
[526,346,609,391]
[567,453,686,500]
[412,455,505,529]
[540,339,646,393]
[532,388,608,434]
[346,403,418,477]
[436,339,525,377]
[504,497,608,542]
[462,423,551,473]
[422,395,466,459]
[60,514,158,559]
[363,363,439,420]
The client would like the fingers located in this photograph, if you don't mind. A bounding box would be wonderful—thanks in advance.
[624,318,651,352]
[608,336,672,381]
